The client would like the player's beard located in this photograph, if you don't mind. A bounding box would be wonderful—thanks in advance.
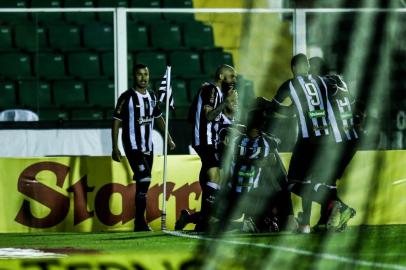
[221,81,235,93]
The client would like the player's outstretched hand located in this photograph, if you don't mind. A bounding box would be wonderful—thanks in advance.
[112,148,122,162]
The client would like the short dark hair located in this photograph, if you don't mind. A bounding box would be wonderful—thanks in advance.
[246,109,265,131]
[291,53,308,71]
[215,64,234,80]
[133,63,148,74]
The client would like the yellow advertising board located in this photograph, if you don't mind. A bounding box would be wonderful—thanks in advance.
[0,151,405,233]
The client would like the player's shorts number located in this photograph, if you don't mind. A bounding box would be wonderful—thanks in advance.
[304,83,321,106]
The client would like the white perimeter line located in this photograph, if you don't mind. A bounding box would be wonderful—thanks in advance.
[0,248,66,259]
[164,230,406,270]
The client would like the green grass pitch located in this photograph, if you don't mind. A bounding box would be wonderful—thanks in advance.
[0,225,405,270]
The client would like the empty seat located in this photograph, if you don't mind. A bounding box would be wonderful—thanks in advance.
[0,0,27,7]
[135,51,167,78]
[101,51,133,77]
[184,23,214,49]
[53,80,86,107]
[189,78,209,100]
[18,80,52,108]
[64,0,96,24]
[150,23,182,49]
[0,26,12,50]
[35,53,66,79]
[30,0,61,6]
[30,0,63,23]
[71,109,104,120]
[98,0,128,7]
[68,52,100,78]
[0,82,16,108]
[0,53,31,78]
[202,50,234,75]
[87,80,115,108]
[127,23,149,51]
[170,51,202,78]
[162,0,194,23]
[14,25,48,51]
[48,24,81,51]
[171,79,188,106]
[84,23,114,50]
[38,109,69,120]
[0,1,28,24]
[129,0,162,23]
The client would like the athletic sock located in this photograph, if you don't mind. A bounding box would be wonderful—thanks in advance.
[135,180,150,224]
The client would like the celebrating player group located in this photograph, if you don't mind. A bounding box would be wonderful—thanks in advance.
[112,54,364,234]
[175,54,365,234]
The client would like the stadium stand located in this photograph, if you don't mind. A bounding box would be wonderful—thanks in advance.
[0,1,245,123]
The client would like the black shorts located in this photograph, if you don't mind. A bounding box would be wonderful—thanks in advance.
[124,149,153,182]
[287,138,328,184]
[193,145,220,171]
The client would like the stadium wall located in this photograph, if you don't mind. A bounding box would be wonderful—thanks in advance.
[0,151,405,232]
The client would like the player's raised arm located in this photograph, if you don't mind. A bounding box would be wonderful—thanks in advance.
[205,89,237,121]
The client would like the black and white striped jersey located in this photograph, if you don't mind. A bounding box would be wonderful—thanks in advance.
[230,133,276,193]
[324,75,358,143]
[190,82,224,147]
[271,75,341,140]
[113,88,162,153]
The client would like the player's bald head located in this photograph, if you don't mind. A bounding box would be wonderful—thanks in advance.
[215,64,235,80]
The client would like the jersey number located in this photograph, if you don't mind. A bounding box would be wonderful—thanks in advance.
[304,83,321,106]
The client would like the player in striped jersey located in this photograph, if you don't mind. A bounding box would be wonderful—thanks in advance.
[178,65,238,231]
[111,64,176,231]
[309,57,363,231]
[210,109,295,233]
[175,93,238,231]
[258,54,342,233]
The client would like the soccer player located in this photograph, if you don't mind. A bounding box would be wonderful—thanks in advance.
[176,64,238,231]
[258,54,338,233]
[214,109,295,233]
[111,63,176,232]
[309,57,361,231]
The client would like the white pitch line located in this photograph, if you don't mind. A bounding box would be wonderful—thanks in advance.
[164,230,406,270]
[0,248,66,259]
[392,178,406,185]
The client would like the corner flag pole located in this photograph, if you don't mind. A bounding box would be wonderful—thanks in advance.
[161,66,171,230]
